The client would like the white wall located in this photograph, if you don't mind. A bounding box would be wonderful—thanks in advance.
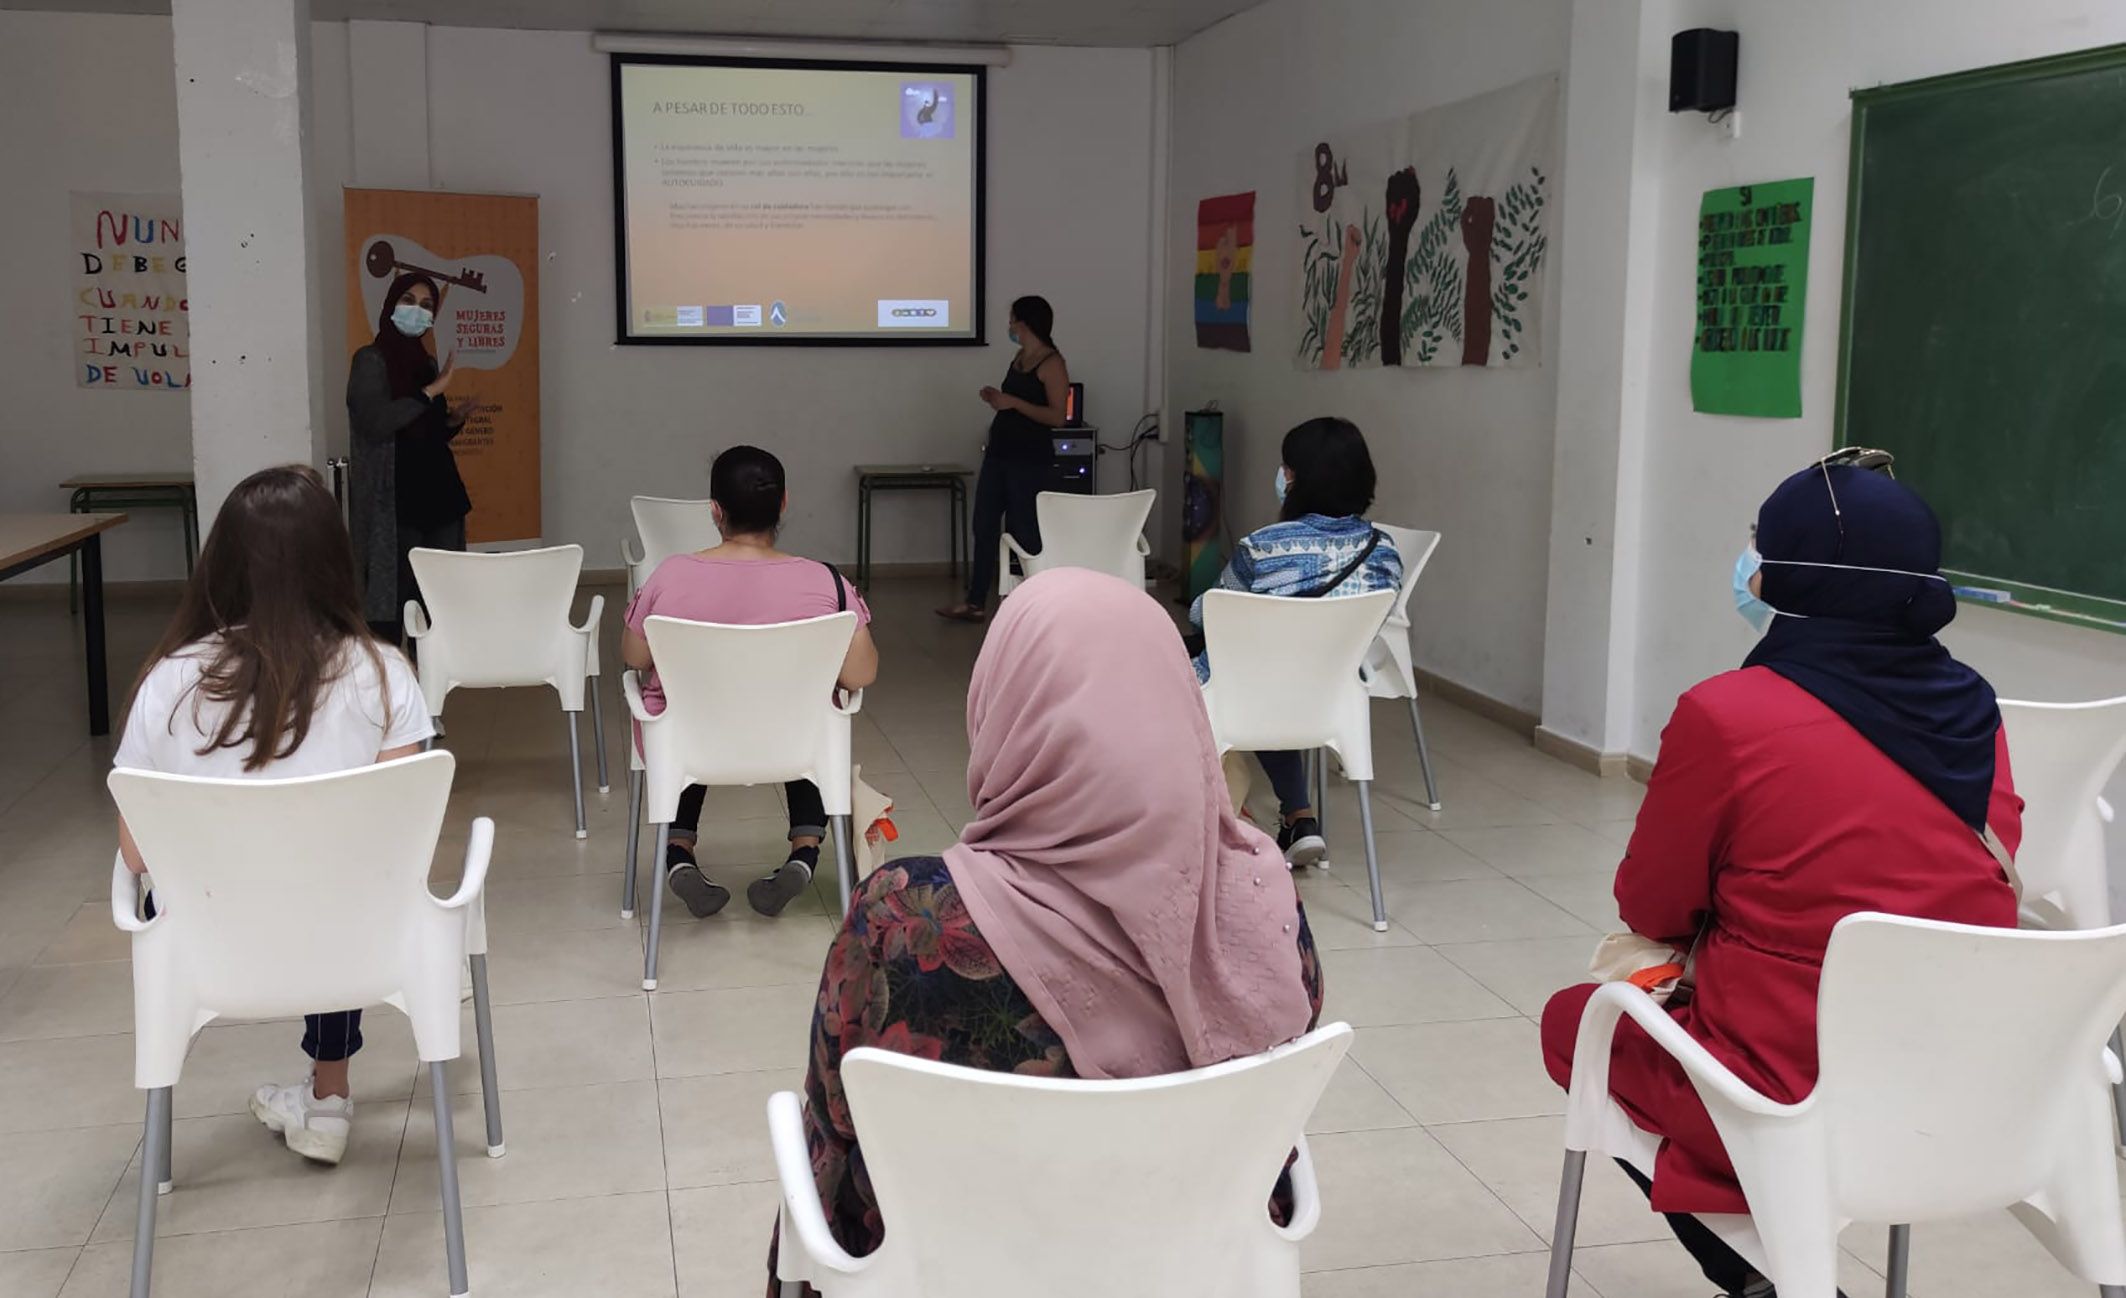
[1166,0,1572,715]
[1622,0,2126,761]
[1,12,1155,577]
[0,12,193,582]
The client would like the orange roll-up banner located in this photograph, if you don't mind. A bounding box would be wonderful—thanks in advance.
[343,189,540,544]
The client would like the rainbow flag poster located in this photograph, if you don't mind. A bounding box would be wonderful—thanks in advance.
[1195,191,1254,352]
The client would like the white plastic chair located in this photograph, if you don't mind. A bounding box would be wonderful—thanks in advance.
[621,495,721,598]
[107,753,496,1298]
[769,1022,1352,1297]
[997,489,1155,597]
[2000,696,2126,1140]
[406,544,608,837]
[1546,914,2126,1298]
[1200,588,1397,930]
[1361,523,1443,810]
[622,612,863,990]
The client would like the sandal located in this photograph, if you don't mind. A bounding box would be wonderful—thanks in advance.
[934,603,988,623]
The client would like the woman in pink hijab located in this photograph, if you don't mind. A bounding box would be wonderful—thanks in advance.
[769,568,1322,1293]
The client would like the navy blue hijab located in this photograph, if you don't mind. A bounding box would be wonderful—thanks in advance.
[1743,464,2000,830]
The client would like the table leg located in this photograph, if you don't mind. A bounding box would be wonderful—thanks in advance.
[83,534,111,736]
[857,481,871,589]
[183,488,198,574]
[69,488,88,616]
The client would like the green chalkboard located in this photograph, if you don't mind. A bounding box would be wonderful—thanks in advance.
[1837,44,2126,633]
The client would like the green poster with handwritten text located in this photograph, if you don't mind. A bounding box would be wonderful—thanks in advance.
[1692,178,1812,418]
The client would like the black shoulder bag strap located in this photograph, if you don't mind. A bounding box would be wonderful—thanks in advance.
[1298,529,1384,599]
[822,561,848,612]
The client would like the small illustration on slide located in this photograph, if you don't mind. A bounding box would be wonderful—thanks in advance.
[901,83,955,139]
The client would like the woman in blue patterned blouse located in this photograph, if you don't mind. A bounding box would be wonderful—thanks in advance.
[1189,417,1402,866]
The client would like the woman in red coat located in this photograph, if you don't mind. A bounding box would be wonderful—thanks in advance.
[1541,454,2021,1297]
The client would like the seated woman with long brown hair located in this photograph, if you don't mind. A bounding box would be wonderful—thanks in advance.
[113,464,432,1168]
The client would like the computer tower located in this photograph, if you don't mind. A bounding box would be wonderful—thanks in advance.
[1048,433,1095,495]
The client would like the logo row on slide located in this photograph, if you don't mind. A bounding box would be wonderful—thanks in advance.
[877,299,951,328]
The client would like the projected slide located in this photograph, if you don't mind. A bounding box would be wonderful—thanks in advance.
[613,57,984,344]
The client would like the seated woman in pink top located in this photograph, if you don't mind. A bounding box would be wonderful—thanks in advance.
[621,446,880,918]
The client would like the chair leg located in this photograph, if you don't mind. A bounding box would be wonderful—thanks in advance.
[644,824,670,991]
[1313,750,1331,869]
[130,1086,171,1298]
[156,1089,172,1195]
[565,710,587,840]
[1544,1148,1587,1298]
[1355,780,1388,932]
[589,681,610,794]
[1885,1224,1911,1298]
[831,814,858,919]
[621,768,643,919]
[2099,1287,2126,1298]
[431,1063,472,1298]
[1407,697,1442,811]
[469,953,505,1159]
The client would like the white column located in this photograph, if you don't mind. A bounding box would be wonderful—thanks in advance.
[172,0,323,521]
[348,19,431,188]
[1537,0,1669,763]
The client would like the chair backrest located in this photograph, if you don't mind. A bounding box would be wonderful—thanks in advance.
[1370,523,1440,627]
[630,497,721,587]
[639,612,857,811]
[1815,913,2126,1222]
[1999,697,2126,930]
[409,544,586,698]
[1027,490,1155,580]
[107,753,477,1083]
[1200,589,1395,770]
[842,1024,1351,1298]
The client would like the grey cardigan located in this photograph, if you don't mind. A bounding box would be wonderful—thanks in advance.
[346,345,440,623]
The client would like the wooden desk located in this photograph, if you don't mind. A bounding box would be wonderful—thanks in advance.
[0,513,129,735]
[853,464,974,588]
[61,473,196,613]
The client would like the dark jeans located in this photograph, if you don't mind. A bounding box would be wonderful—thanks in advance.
[303,1010,363,1064]
[376,514,467,642]
[965,454,1046,607]
[1256,750,1313,818]
[669,780,827,853]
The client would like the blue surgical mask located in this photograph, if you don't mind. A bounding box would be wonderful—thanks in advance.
[391,303,434,337]
[1273,467,1289,505]
[1008,327,1021,346]
[1733,546,1774,633]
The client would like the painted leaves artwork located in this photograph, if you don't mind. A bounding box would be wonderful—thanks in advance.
[1297,75,1557,371]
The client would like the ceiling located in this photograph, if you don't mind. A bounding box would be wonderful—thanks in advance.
[4,0,1275,46]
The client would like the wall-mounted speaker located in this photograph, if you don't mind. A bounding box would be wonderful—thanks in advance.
[1670,29,1739,113]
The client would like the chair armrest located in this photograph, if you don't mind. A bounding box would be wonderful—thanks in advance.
[1001,534,1036,564]
[572,593,606,638]
[1565,982,1797,1151]
[2101,795,2116,825]
[109,855,156,934]
[403,600,432,640]
[621,537,645,568]
[768,1090,868,1282]
[1270,1135,1324,1242]
[834,687,865,717]
[621,671,659,725]
[1135,533,1152,556]
[432,817,494,912]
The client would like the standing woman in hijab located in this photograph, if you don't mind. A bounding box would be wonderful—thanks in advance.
[347,272,472,641]
[1537,454,2022,1298]
[773,568,1322,1295]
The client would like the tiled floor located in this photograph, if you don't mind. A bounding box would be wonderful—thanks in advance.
[0,578,2108,1296]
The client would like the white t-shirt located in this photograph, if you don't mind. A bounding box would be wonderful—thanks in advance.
[115,636,433,778]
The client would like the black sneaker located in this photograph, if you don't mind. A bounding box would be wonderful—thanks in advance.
[747,845,818,917]
[1278,817,1327,868]
[664,841,730,918]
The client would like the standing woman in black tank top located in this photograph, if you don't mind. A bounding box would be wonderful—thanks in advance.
[937,295,1072,622]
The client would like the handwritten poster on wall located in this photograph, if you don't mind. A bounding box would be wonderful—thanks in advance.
[73,192,189,390]
[344,188,541,544]
[1691,178,1812,418]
